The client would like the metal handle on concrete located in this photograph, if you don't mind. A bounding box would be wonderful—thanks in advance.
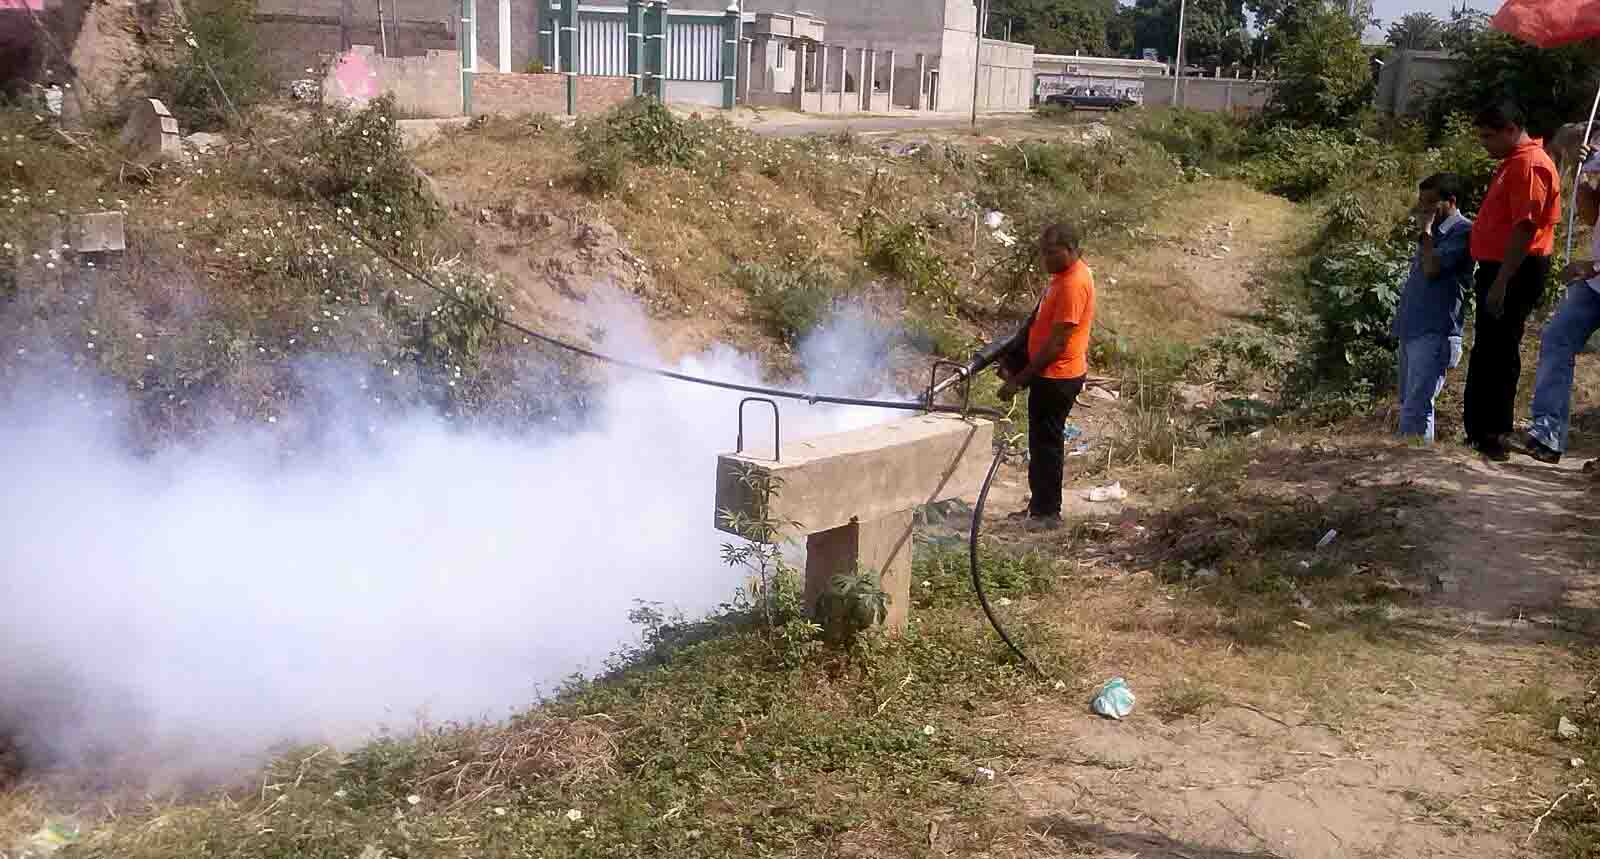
[927,360,974,415]
[736,397,781,461]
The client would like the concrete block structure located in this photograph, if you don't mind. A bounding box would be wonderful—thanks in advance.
[1143,75,1272,114]
[68,212,126,254]
[322,45,463,117]
[714,414,995,634]
[119,98,182,165]
[1374,49,1462,117]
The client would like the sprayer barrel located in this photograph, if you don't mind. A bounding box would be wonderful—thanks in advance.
[929,370,971,399]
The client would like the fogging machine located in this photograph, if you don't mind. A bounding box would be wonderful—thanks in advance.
[928,310,1035,401]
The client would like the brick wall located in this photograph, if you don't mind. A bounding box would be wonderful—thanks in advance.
[471,73,634,116]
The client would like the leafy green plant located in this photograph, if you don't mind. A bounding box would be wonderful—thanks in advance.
[732,261,838,345]
[1130,108,1251,172]
[902,312,968,359]
[588,97,706,168]
[718,466,823,665]
[152,0,270,131]
[576,138,627,195]
[854,208,958,303]
[814,569,889,649]
[298,94,440,246]
[1241,125,1368,200]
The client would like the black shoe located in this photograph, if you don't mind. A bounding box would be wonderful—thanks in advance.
[1476,437,1512,462]
[1523,436,1562,464]
[1023,514,1063,532]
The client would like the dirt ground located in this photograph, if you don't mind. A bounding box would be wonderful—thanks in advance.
[955,181,1595,856]
[974,440,1595,859]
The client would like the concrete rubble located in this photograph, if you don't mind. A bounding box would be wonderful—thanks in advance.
[67,212,126,254]
[119,98,182,165]
[182,132,226,157]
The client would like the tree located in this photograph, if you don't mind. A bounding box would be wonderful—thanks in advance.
[1429,27,1600,138]
[1132,0,1250,68]
[990,0,1118,55]
[1250,0,1376,63]
[1440,6,1490,52]
[1386,12,1444,50]
[1264,3,1372,127]
[1107,5,1139,56]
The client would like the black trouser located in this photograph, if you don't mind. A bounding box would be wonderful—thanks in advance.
[1027,375,1085,518]
[1463,255,1552,445]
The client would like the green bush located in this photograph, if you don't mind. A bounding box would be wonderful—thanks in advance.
[1240,126,1368,200]
[733,261,839,345]
[587,97,706,168]
[1130,108,1251,172]
[154,0,270,131]
[902,313,968,359]
[854,210,959,303]
[1426,113,1497,213]
[576,139,627,195]
[298,94,440,246]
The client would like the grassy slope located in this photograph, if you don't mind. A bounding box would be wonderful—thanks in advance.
[12,102,1600,856]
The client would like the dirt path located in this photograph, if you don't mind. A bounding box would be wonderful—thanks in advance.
[990,442,1598,858]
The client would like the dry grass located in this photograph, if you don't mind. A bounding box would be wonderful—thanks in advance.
[404,715,622,807]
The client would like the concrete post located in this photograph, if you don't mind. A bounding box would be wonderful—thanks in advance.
[714,415,995,640]
[559,0,577,115]
[887,49,895,110]
[459,0,476,114]
[806,510,915,634]
[721,5,738,109]
[915,53,926,110]
[857,48,867,111]
[628,0,645,97]
[866,49,876,111]
[820,42,830,111]
[795,42,808,111]
[498,0,510,72]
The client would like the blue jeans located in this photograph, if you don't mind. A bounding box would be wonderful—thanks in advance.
[1529,284,1600,454]
[1397,334,1460,441]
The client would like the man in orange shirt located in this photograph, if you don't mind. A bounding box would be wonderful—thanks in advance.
[1462,102,1562,461]
[998,223,1095,529]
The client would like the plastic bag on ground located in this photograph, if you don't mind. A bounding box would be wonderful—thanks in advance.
[1086,482,1127,502]
[1091,678,1136,719]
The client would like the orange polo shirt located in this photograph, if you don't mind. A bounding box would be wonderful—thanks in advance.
[1471,138,1562,261]
[1027,260,1095,380]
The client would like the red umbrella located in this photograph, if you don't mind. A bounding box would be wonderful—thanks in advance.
[1491,0,1600,48]
[1491,0,1600,259]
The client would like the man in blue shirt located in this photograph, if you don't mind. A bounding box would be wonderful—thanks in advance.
[1393,173,1474,442]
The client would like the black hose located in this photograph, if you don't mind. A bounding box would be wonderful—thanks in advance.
[969,447,1043,675]
[174,25,1042,674]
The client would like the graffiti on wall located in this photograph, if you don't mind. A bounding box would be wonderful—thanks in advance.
[1037,74,1144,103]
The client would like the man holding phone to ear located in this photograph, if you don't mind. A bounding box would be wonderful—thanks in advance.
[1522,140,1600,464]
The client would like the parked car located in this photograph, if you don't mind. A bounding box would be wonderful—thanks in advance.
[1043,88,1134,112]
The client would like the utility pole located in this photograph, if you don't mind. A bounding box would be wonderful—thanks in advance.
[970,0,988,128]
[377,0,389,57]
[1171,0,1186,106]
